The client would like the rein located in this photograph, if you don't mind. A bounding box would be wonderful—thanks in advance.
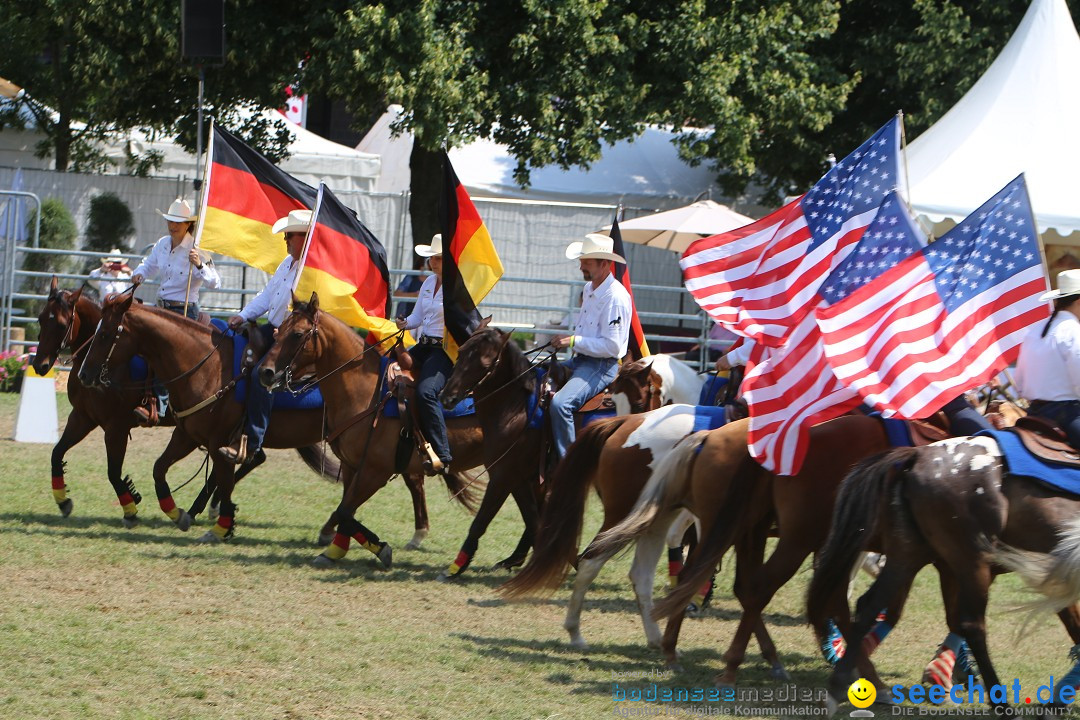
[281,314,405,396]
[471,340,556,405]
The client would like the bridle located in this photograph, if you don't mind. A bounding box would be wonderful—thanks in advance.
[278,311,321,390]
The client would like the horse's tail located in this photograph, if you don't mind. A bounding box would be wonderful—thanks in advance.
[806,447,918,631]
[583,430,709,562]
[993,515,1080,617]
[440,471,483,514]
[500,417,627,598]
[296,444,343,483]
[651,446,760,620]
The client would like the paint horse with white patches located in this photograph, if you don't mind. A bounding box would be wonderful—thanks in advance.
[609,354,707,415]
[808,433,1080,713]
[498,405,784,659]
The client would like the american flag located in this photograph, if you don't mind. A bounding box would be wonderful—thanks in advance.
[817,174,1049,419]
[681,116,902,347]
[745,192,926,475]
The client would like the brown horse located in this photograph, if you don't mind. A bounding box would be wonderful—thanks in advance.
[75,291,365,543]
[587,413,894,685]
[500,405,782,665]
[609,354,706,415]
[258,293,483,569]
[807,436,1080,712]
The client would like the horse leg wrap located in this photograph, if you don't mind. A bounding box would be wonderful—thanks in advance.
[861,620,892,656]
[324,534,350,560]
[117,492,138,518]
[667,547,683,589]
[52,475,67,504]
[159,495,181,522]
[210,514,234,540]
[1053,644,1080,699]
[821,620,846,665]
[351,530,383,556]
[922,632,964,691]
[689,577,713,610]
[446,550,471,577]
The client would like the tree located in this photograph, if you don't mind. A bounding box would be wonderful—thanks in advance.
[306,0,855,253]
[82,193,135,273]
[0,0,310,172]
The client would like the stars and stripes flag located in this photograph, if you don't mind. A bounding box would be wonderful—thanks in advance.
[816,174,1048,418]
[680,116,902,347]
[745,192,927,475]
[609,215,650,361]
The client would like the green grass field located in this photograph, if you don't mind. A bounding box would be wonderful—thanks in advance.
[0,392,1076,720]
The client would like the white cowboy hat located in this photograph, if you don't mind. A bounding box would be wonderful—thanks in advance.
[1040,269,1080,301]
[159,198,197,223]
[415,233,443,257]
[101,248,127,264]
[272,209,313,235]
[565,233,626,264]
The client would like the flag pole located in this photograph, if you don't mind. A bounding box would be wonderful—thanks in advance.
[184,118,216,319]
[898,109,935,243]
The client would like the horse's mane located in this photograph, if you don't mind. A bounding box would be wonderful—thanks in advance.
[473,327,537,394]
[126,301,216,335]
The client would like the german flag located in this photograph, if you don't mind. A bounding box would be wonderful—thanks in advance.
[195,122,317,272]
[610,215,650,361]
[295,184,399,338]
[439,153,504,359]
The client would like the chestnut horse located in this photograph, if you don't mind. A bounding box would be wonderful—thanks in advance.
[588,413,895,685]
[259,294,483,569]
[76,292,364,543]
[807,437,1080,712]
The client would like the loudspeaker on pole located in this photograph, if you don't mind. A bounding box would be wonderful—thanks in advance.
[182,0,225,61]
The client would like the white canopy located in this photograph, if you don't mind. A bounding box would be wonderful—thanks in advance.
[595,200,754,253]
[906,0,1080,243]
[358,105,728,210]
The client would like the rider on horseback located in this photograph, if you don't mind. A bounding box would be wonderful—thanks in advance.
[131,198,220,425]
[395,234,453,475]
[1015,269,1080,448]
[550,234,632,459]
[219,209,312,465]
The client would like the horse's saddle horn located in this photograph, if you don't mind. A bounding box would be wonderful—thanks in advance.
[240,321,270,371]
[1010,416,1080,467]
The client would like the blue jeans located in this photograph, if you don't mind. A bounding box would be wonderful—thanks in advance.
[940,395,992,436]
[408,343,454,464]
[244,324,276,452]
[551,355,619,458]
[1029,400,1080,449]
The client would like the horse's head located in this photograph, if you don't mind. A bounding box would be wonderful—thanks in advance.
[610,357,661,415]
[260,291,320,391]
[77,290,137,389]
[34,276,87,375]
[441,317,511,408]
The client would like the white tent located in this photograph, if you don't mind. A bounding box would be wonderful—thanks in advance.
[358,105,730,210]
[906,0,1080,244]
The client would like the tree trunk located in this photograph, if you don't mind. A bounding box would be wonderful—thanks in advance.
[408,144,442,270]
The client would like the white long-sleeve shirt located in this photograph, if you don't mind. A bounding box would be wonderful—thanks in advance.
[572,274,632,359]
[88,267,132,297]
[1014,309,1080,402]
[402,274,444,339]
[133,234,220,302]
[239,255,300,327]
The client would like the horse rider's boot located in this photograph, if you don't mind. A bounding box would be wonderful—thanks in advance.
[219,434,250,465]
[133,396,159,427]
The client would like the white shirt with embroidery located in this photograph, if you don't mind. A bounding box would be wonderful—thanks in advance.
[133,234,220,302]
[88,267,132,297]
[572,273,632,359]
[1015,309,1080,402]
[240,255,300,328]
[403,274,444,339]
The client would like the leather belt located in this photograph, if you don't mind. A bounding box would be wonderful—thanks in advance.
[418,336,443,346]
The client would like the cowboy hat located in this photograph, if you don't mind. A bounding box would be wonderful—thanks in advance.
[1040,269,1080,301]
[415,233,443,257]
[565,233,626,264]
[100,248,127,265]
[158,198,197,223]
[272,209,313,235]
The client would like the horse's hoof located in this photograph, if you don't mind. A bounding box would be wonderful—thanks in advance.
[316,532,334,547]
[376,543,393,570]
[198,530,222,543]
[312,553,336,568]
[569,637,589,651]
[175,509,193,532]
[666,661,684,673]
[208,506,219,524]
[491,556,525,571]
[436,569,458,583]
[404,528,428,550]
[57,498,74,517]
[686,602,702,617]
[122,514,140,529]
[770,666,791,682]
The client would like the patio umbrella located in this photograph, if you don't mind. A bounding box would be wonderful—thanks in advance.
[595,200,754,253]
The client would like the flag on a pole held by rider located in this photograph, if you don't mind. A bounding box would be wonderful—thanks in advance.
[680,115,902,347]
[194,122,317,271]
[744,192,928,475]
[609,215,650,361]
[816,174,1048,419]
[439,152,504,361]
[294,184,398,339]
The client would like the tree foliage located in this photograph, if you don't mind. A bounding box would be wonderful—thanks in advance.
[82,193,135,272]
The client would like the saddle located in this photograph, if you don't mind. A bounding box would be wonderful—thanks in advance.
[1009,416,1080,468]
[908,414,949,447]
[384,343,444,474]
[239,321,271,371]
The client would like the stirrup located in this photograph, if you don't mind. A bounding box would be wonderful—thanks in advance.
[219,435,249,465]
[133,403,158,427]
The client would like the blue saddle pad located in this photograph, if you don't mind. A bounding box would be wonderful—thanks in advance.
[692,404,728,432]
[128,355,150,382]
[218,320,324,411]
[975,429,1080,495]
[698,375,729,406]
[378,356,476,419]
[874,415,914,448]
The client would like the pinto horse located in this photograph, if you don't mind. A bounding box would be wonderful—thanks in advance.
[587,413,895,685]
[76,291,358,542]
[500,406,780,661]
[258,293,483,568]
[807,436,1080,712]
[609,355,706,415]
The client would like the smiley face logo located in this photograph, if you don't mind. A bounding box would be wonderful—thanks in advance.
[848,678,876,708]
